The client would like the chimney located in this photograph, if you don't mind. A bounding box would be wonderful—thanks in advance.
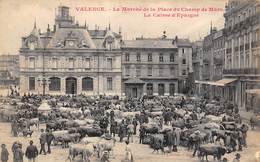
[47,24,50,33]
[53,25,56,32]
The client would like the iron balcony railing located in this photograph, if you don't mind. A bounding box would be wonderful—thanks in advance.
[223,68,260,75]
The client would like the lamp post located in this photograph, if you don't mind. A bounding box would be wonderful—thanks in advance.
[37,37,49,96]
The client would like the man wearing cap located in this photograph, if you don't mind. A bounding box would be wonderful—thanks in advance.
[39,129,47,155]
[25,141,38,162]
[233,153,241,162]
[1,144,9,162]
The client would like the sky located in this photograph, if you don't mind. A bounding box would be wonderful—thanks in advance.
[0,0,227,55]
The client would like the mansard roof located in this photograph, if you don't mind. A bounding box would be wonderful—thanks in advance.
[122,38,178,49]
[47,27,96,49]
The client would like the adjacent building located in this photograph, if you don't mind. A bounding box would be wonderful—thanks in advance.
[121,35,193,98]
[223,0,260,110]
[194,27,225,99]
[19,6,122,96]
[0,55,19,86]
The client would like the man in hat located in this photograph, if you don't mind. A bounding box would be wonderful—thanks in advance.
[192,131,201,157]
[46,129,54,154]
[25,141,38,162]
[233,153,241,162]
[1,144,9,162]
[39,129,46,155]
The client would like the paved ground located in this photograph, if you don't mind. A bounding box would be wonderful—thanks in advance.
[0,121,259,162]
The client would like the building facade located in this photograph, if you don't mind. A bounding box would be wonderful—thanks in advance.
[0,55,19,86]
[194,27,225,99]
[121,35,192,98]
[19,6,122,96]
[223,0,260,110]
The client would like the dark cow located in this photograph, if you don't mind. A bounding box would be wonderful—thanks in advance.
[142,124,159,134]
[77,126,103,138]
[198,145,226,161]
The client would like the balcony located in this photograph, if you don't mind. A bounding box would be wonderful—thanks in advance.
[223,68,260,76]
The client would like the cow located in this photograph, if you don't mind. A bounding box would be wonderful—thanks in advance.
[198,145,226,161]
[77,126,103,138]
[142,123,159,135]
[67,144,93,162]
[150,134,165,154]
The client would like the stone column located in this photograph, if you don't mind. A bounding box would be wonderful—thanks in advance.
[231,38,234,69]
[238,36,241,68]
[249,32,252,67]
[77,77,82,95]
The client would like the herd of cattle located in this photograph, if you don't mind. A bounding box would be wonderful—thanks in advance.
[0,94,260,162]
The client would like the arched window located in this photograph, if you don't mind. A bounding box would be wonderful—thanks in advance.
[49,77,61,91]
[82,77,93,91]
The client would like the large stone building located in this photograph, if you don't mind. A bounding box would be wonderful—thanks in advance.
[223,0,260,110]
[19,6,122,95]
[121,35,193,98]
[192,40,203,95]
[194,27,225,99]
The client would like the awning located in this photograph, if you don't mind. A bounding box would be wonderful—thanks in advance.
[124,78,145,84]
[195,78,237,86]
[246,89,260,94]
[213,78,237,86]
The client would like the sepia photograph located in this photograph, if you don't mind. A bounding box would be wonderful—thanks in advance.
[0,0,260,161]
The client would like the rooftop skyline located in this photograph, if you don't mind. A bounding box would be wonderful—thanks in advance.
[0,0,227,54]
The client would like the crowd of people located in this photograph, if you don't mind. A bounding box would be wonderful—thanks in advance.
[0,93,255,162]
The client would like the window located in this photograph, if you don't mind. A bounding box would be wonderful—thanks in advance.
[136,53,141,62]
[136,66,141,77]
[125,53,129,62]
[170,53,175,62]
[29,57,35,69]
[69,58,74,69]
[107,77,113,90]
[107,58,113,69]
[52,58,58,69]
[158,83,165,96]
[182,59,186,64]
[148,53,153,62]
[146,83,153,96]
[125,66,130,76]
[49,77,61,91]
[159,67,164,76]
[82,77,93,91]
[84,58,91,69]
[29,77,35,91]
[182,48,185,54]
[182,70,187,75]
[170,67,175,76]
[147,66,152,76]
[159,54,164,62]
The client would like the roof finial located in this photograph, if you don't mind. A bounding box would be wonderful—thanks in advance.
[34,18,37,29]
[108,22,111,30]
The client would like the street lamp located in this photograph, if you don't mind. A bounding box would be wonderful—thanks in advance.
[37,77,50,95]
[38,36,50,96]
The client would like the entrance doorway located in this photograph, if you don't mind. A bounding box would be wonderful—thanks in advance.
[66,77,77,94]
[132,88,138,98]
[169,83,175,96]
[158,83,165,96]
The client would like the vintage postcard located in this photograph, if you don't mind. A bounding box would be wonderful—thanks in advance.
[0,0,260,162]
